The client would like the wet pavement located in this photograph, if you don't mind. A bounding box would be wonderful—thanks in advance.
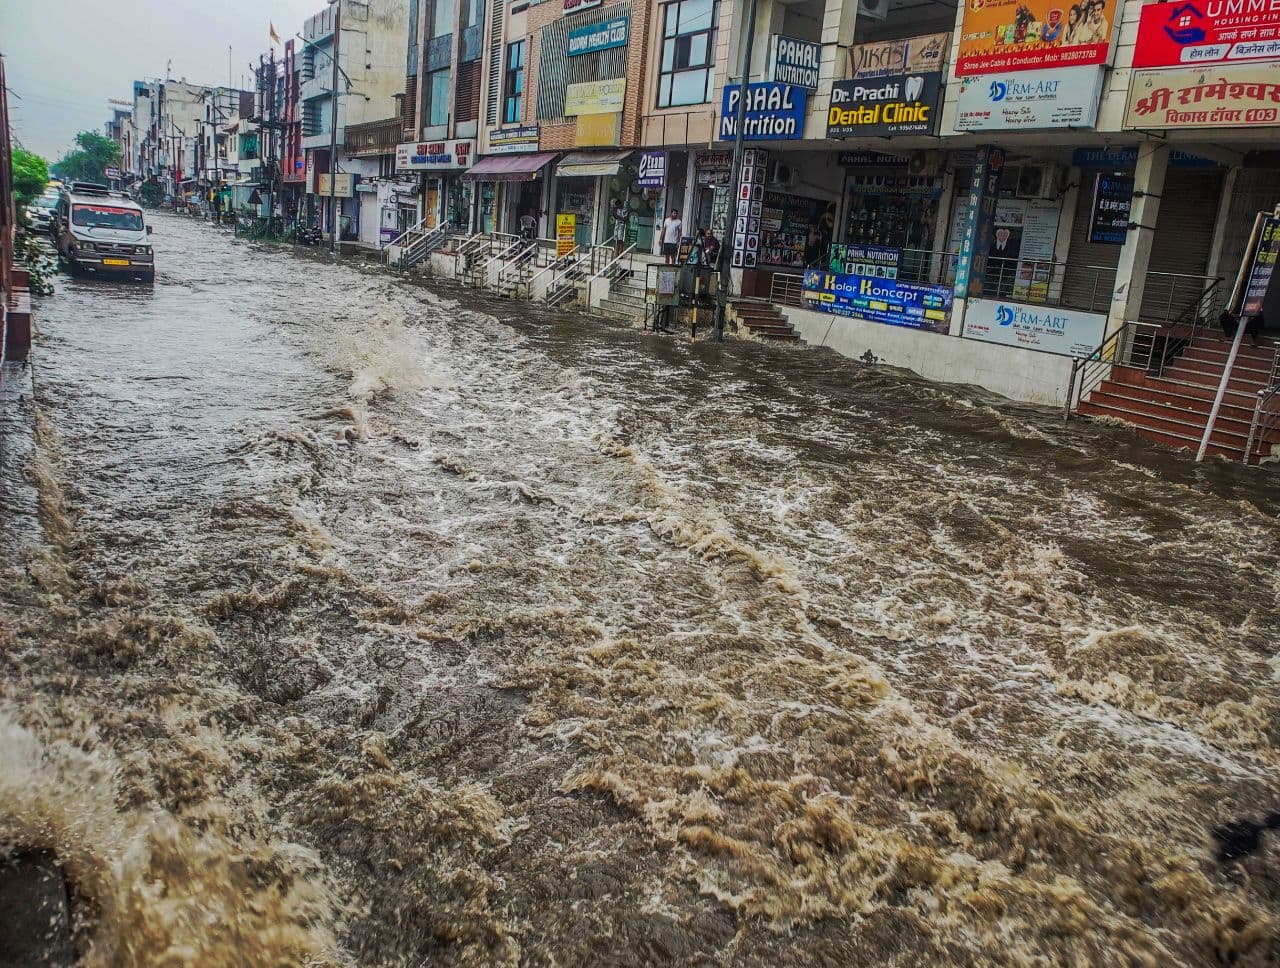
[2,212,1279,965]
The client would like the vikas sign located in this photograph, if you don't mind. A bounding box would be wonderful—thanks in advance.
[1134,0,1280,68]
[395,139,476,171]
[827,73,943,137]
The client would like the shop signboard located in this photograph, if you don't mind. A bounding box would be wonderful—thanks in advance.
[563,0,602,12]
[395,139,475,171]
[848,32,949,79]
[488,125,541,154]
[105,166,121,179]
[955,66,1105,131]
[1088,173,1133,245]
[315,173,355,197]
[718,83,808,141]
[827,72,944,137]
[1241,215,1280,316]
[637,151,666,189]
[730,149,769,268]
[565,78,626,116]
[556,213,576,257]
[952,145,1005,298]
[769,35,822,90]
[828,243,902,279]
[955,0,1118,75]
[568,16,628,56]
[1134,1,1280,68]
[838,151,911,167]
[574,112,621,146]
[1124,65,1280,129]
[962,298,1106,358]
[801,269,953,332]
[1071,146,1217,168]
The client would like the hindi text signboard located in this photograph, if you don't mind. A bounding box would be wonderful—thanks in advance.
[1125,65,1280,129]
[1134,1,1280,68]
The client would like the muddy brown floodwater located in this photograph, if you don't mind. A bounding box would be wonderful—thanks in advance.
[2,212,1279,966]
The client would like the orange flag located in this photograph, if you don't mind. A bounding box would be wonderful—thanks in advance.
[269,22,281,45]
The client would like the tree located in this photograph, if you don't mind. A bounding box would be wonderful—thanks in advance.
[51,131,122,184]
[11,148,49,210]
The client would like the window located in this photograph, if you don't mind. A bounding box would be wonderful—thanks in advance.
[431,0,455,37]
[658,0,716,108]
[503,40,524,124]
[428,68,452,126]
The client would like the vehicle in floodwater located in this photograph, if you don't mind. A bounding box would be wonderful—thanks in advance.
[52,183,155,283]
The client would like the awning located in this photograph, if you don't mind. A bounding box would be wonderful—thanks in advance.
[463,152,558,183]
[554,149,633,179]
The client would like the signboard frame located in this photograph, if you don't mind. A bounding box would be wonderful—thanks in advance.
[1134,2,1280,69]
[718,83,808,141]
[769,34,822,91]
[955,0,1119,76]
[1124,65,1280,130]
[955,66,1105,131]
[827,72,944,138]
[962,298,1107,358]
[1087,172,1133,245]
[802,268,953,332]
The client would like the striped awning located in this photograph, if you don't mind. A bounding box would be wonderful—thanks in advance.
[554,150,633,179]
[463,153,558,183]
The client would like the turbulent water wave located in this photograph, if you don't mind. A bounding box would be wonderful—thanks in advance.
[2,214,1279,965]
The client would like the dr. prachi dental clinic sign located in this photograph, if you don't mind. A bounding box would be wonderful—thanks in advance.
[802,269,952,332]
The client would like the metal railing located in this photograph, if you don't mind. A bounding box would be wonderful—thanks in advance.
[1245,383,1280,463]
[527,245,586,303]
[770,272,805,306]
[587,243,637,297]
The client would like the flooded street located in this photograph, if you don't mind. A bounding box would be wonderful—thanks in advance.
[3,212,1280,964]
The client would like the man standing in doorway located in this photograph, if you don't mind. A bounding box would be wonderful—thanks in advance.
[611,197,630,257]
[661,209,683,266]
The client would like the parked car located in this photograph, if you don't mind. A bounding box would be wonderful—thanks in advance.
[52,183,155,283]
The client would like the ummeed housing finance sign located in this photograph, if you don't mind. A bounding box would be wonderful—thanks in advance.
[962,298,1106,357]
[827,73,943,137]
[1134,0,1280,68]
[802,269,952,333]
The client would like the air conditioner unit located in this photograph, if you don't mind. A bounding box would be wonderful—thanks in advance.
[908,151,942,177]
[858,0,888,21]
[769,162,800,189]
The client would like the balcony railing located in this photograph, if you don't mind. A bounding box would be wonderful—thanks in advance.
[343,117,402,157]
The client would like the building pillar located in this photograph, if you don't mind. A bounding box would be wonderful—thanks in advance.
[1048,166,1081,305]
[1106,142,1169,336]
[1206,165,1241,282]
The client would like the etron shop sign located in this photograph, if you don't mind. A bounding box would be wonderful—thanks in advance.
[1134,0,1280,68]
[718,83,808,140]
[827,72,944,137]
[955,0,1119,75]
[801,269,953,333]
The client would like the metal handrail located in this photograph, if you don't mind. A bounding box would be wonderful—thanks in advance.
[1244,384,1280,463]
[527,245,581,300]
[475,236,528,286]
[382,214,430,261]
[588,243,636,286]
[769,272,805,306]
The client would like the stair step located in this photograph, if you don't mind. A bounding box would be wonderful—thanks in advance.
[1107,366,1263,404]
[1078,398,1251,445]
[1077,403,1247,459]
[1085,388,1261,433]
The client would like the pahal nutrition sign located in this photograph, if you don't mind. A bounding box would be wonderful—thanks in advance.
[1125,64,1280,128]
[718,82,808,140]
[769,35,822,90]
[827,72,943,137]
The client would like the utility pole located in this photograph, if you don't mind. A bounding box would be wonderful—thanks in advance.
[328,0,342,254]
[714,0,762,343]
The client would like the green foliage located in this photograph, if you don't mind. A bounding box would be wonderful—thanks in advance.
[51,130,122,184]
[13,232,56,296]
[138,181,165,208]
[12,148,50,211]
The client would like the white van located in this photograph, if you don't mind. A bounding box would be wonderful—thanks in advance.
[53,183,155,283]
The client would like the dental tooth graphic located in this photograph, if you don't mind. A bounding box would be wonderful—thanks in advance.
[905,75,924,102]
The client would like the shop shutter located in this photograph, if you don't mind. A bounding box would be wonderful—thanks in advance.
[456,60,481,123]
[1140,167,1223,323]
[1216,168,1280,288]
[1060,174,1124,314]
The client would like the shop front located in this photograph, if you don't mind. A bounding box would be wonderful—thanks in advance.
[463,153,558,238]
[551,150,658,251]
[395,139,477,232]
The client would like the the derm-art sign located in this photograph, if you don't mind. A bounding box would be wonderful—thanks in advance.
[962,298,1106,357]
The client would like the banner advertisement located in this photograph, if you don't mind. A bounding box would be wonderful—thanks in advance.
[769,35,822,90]
[1242,215,1280,316]
[574,112,621,146]
[952,145,1005,297]
[636,150,666,189]
[1071,145,1216,168]
[315,173,355,197]
[563,0,602,11]
[955,66,1105,130]
[828,243,902,278]
[395,139,475,171]
[718,83,808,141]
[730,149,768,269]
[556,213,576,257]
[848,32,950,79]
[956,0,1117,75]
[488,125,541,154]
[946,195,1061,299]
[1134,1,1280,68]
[802,269,953,332]
[564,77,626,116]
[962,298,1106,357]
[1088,173,1133,245]
[1124,65,1280,129]
[568,16,628,56]
[828,72,943,137]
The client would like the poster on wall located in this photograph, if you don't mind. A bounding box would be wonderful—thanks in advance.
[827,72,944,137]
[718,83,808,140]
[962,298,1105,357]
[955,66,1105,130]
[1088,173,1133,245]
[1124,65,1280,129]
[955,0,1118,75]
[1241,215,1280,316]
[802,269,953,332]
[1134,1,1280,68]
[556,213,576,257]
[848,33,949,79]
[950,196,1061,299]
[759,190,836,269]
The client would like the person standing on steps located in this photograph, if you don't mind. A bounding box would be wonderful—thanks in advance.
[611,198,630,258]
[661,209,683,266]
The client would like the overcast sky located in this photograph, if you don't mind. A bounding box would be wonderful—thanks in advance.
[3,0,322,160]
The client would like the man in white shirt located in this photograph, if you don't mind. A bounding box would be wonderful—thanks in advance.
[660,209,683,265]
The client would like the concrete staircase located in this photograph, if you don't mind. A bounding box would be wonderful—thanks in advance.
[597,269,647,324]
[729,299,800,342]
[1077,334,1280,462]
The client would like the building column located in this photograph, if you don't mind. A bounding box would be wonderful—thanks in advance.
[1106,142,1169,336]
[1206,164,1241,282]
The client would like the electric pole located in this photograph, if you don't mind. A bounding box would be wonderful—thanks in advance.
[714,0,762,343]
[328,0,342,254]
